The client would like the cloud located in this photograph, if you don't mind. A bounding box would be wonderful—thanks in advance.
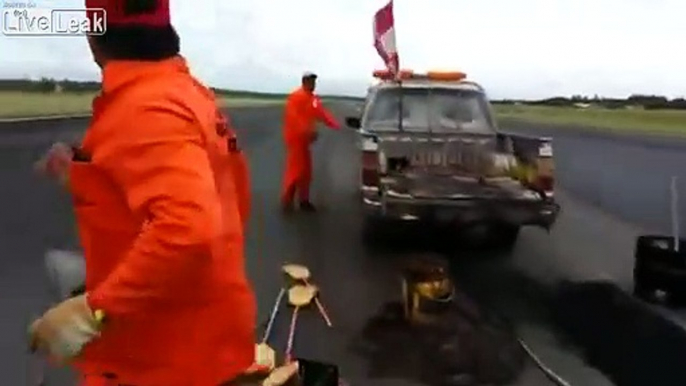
[0,0,684,98]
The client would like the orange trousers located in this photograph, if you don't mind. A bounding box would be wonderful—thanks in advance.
[79,375,254,385]
[281,141,312,204]
[79,375,118,385]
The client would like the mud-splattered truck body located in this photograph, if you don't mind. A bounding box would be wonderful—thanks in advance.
[345,70,560,248]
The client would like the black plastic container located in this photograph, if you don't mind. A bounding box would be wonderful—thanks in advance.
[633,235,686,302]
[296,358,340,386]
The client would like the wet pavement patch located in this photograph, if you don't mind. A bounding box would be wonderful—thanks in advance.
[351,299,526,386]
[553,280,686,386]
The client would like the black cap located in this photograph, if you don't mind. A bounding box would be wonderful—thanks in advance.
[302,71,318,80]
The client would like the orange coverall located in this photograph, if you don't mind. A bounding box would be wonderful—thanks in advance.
[281,87,340,205]
[70,56,256,386]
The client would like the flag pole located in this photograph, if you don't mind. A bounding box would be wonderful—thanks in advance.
[392,1,402,132]
[374,0,401,129]
[397,73,403,132]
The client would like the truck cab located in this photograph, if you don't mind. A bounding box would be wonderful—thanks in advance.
[345,69,560,249]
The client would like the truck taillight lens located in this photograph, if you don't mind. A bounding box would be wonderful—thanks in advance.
[362,150,379,186]
[363,150,378,168]
[535,175,554,192]
[535,148,554,193]
[362,169,380,186]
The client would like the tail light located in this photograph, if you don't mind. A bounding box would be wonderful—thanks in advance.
[361,135,380,187]
[362,151,380,186]
[534,175,554,192]
[534,141,554,195]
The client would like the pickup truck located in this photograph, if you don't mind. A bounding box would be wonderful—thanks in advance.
[345,70,560,249]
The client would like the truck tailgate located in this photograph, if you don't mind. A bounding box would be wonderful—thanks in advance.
[385,174,539,200]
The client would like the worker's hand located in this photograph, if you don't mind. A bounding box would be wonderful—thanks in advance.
[28,294,102,364]
[328,119,341,130]
[34,142,72,185]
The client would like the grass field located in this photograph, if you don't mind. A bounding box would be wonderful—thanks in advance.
[0,91,283,119]
[4,91,686,137]
[495,104,686,136]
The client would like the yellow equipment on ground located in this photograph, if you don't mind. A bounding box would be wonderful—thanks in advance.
[401,255,454,324]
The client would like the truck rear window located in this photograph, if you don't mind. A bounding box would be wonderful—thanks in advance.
[365,87,495,133]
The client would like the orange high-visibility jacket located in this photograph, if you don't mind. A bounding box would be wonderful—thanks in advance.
[283,87,339,146]
[70,56,256,386]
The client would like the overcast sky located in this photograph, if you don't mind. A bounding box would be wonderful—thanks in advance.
[0,0,684,99]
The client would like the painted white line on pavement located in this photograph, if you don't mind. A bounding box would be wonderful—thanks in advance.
[0,114,91,123]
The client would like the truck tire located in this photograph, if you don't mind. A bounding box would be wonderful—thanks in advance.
[491,225,520,252]
[363,216,399,249]
[362,216,382,245]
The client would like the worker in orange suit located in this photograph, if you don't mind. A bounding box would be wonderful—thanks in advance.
[29,1,257,385]
[281,72,340,212]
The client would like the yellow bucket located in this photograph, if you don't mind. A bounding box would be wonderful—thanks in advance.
[401,256,454,324]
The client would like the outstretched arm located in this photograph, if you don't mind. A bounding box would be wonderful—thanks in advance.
[313,96,340,129]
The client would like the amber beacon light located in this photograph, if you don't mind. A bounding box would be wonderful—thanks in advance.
[372,69,467,81]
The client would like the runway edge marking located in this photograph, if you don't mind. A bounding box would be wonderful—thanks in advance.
[0,101,285,124]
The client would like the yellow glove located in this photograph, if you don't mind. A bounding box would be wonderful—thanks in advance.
[28,294,103,364]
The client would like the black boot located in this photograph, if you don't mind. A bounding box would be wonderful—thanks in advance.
[299,201,317,212]
[281,200,295,214]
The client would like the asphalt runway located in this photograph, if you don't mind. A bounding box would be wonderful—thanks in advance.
[501,120,686,237]
[1,104,686,385]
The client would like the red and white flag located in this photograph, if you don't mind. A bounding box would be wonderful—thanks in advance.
[373,0,399,77]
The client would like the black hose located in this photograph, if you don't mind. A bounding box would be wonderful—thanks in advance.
[518,338,572,386]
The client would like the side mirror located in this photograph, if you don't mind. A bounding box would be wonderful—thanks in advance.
[345,116,361,129]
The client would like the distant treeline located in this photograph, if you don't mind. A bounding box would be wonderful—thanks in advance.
[0,78,363,101]
[17,78,681,108]
[0,78,101,92]
[493,95,686,110]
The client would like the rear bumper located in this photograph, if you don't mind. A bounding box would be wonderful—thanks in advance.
[361,187,560,229]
